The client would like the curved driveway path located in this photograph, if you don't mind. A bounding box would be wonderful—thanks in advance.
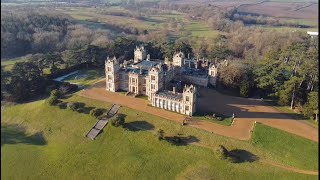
[79,81,318,142]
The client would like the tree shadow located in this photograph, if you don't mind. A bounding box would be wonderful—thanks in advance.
[79,106,95,114]
[164,135,199,146]
[57,101,67,109]
[228,149,259,163]
[196,88,311,121]
[123,121,154,131]
[1,124,47,146]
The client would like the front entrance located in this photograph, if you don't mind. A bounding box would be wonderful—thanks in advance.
[131,86,136,94]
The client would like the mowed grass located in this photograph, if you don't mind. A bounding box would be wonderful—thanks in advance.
[263,100,318,127]
[192,113,233,126]
[1,94,318,179]
[63,69,105,86]
[185,21,220,38]
[252,123,318,171]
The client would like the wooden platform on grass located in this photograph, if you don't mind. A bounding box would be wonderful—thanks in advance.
[86,104,120,140]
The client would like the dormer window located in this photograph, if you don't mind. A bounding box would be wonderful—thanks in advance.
[186,96,190,102]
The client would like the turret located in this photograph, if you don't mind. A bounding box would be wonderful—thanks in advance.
[134,45,147,63]
[146,66,163,101]
[172,51,185,67]
[208,63,218,87]
[182,84,197,116]
[105,56,120,92]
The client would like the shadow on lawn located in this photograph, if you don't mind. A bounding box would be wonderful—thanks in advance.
[1,124,47,146]
[196,88,309,121]
[124,121,155,131]
[56,101,99,115]
[228,149,259,163]
[164,135,199,146]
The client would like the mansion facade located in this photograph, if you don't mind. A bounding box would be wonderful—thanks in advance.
[105,45,224,116]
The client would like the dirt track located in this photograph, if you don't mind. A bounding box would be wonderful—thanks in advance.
[79,81,318,142]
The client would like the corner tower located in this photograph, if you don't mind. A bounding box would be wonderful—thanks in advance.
[105,56,120,92]
[208,63,218,87]
[146,66,163,101]
[172,51,185,67]
[134,45,147,63]
[182,84,197,116]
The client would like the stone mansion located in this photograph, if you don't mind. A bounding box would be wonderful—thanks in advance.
[105,45,223,116]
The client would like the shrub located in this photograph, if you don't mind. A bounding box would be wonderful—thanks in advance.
[66,102,85,112]
[59,82,78,94]
[240,82,250,98]
[66,102,77,111]
[47,95,58,106]
[50,89,60,98]
[110,114,125,127]
[45,84,58,94]
[215,145,229,160]
[90,108,104,118]
[156,128,164,140]
[171,136,181,144]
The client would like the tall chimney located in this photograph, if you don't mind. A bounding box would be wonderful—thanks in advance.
[139,66,142,74]
[188,53,190,59]
[173,87,176,94]
[147,54,150,61]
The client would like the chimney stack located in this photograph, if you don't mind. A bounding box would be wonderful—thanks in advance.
[139,66,142,74]
[173,87,176,94]
[147,54,150,61]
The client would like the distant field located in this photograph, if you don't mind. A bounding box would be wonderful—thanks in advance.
[1,56,65,74]
[185,21,220,38]
[237,1,318,22]
[56,6,221,45]
[1,57,27,71]
[253,25,318,32]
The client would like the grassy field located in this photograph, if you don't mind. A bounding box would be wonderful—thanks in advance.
[63,69,105,86]
[185,21,220,38]
[192,113,233,126]
[57,7,221,41]
[1,57,28,71]
[252,123,318,171]
[1,56,65,74]
[263,100,318,127]
[1,92,318,179]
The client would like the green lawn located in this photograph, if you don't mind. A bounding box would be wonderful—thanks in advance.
[263,100,318,127]
[63,69,105,86]
[192,112,233,126]
[252,123,318,171]
[1,94,318,179]
[185,21,220,39]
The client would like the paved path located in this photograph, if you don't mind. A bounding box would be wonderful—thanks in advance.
[80,81,318,142]
[86,104,120,140]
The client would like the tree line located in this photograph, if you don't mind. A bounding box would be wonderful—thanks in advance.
[1,8,114,58]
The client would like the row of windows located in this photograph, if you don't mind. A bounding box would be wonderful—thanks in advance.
[154,98,189,111]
